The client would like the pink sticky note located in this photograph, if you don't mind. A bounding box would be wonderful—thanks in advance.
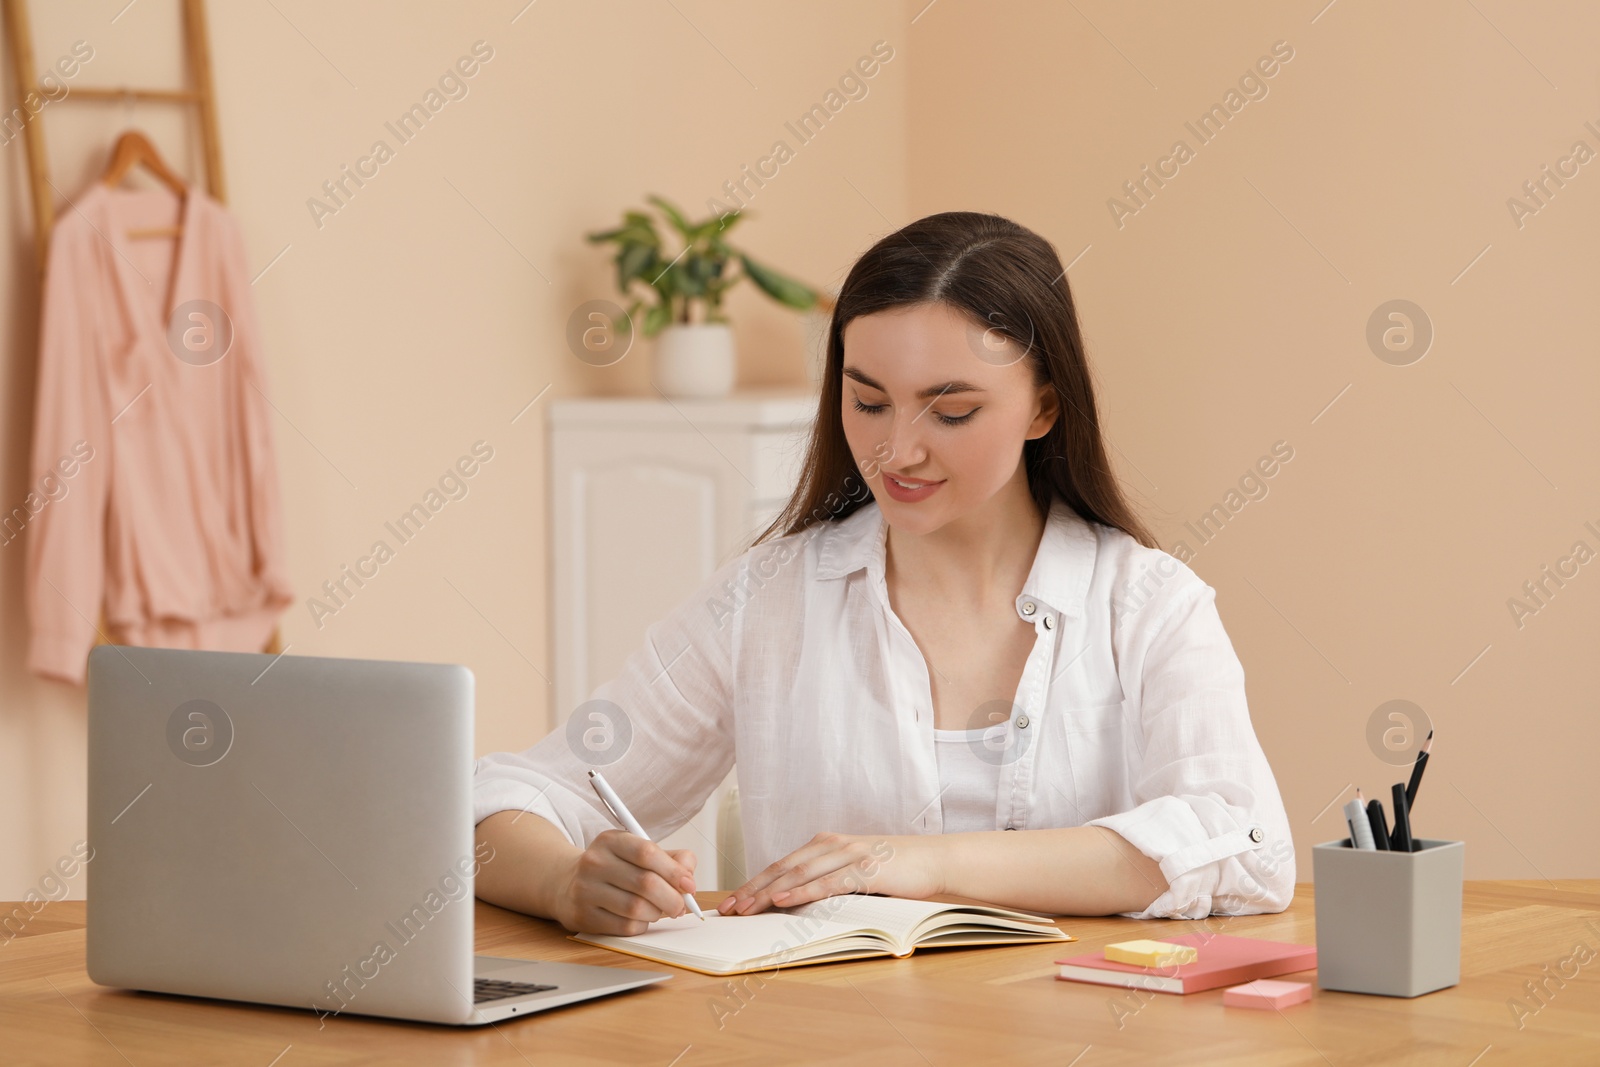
[1222,979,1312,1010]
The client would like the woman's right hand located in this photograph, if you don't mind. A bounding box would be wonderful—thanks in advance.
[552,828,699,935]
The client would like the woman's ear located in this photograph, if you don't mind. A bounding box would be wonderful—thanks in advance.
[1026,383,1060,440]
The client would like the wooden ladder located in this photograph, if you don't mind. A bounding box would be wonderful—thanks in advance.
[3,0,283,657]
[3,0,226,271]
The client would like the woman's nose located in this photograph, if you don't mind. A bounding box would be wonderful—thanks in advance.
[881,411,928,467]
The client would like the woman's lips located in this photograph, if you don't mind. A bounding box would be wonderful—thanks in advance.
[880,473,945,503]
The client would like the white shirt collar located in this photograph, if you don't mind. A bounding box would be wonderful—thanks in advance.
[812,496,1099,619]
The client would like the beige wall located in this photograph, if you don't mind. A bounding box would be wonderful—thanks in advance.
[0,0,1592,900]
[908,2,1599,879]
[0,0,906,899]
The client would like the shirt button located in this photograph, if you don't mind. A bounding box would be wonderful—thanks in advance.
[1042,616,1054,630]
[1021,601,1036,616]
[1016,715,1030,730]
[1249,826,1264,843]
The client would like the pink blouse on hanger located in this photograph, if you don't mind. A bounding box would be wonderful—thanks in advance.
[22,182,294,684]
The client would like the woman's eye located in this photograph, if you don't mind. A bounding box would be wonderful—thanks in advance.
[850,397,977,425]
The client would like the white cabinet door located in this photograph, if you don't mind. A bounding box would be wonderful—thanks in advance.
[561,458,720,710]
[548,393,815,887]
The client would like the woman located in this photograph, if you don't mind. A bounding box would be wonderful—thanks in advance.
[475,211,1295,935]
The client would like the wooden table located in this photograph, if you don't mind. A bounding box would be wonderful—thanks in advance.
[2,882,1597,1065]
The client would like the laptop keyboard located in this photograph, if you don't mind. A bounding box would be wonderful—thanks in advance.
[474,978,558,1004]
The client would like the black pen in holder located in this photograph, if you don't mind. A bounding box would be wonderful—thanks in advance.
[1365,798,1390,851]
[1390,782,1416,852]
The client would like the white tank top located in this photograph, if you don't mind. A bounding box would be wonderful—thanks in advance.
[932,727,1003,832]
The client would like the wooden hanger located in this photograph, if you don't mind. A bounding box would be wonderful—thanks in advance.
[102,128,188,239]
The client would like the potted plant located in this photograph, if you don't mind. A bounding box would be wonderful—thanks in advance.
[587,195,820,398]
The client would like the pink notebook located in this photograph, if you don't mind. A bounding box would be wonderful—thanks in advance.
[1055,933,1316,994]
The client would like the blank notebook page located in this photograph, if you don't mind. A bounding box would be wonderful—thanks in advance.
[784,895,953,937]
[603,911,865,964]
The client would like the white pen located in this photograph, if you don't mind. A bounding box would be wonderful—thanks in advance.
[1344,797,1376,850]
[587,769,706,921]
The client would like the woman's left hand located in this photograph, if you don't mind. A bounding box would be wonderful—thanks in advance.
[717,831,946,915]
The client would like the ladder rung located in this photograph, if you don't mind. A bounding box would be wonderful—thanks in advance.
[63,86,201,103]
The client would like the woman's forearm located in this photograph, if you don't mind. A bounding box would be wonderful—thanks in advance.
[474,810,582,920]
[937,825,1168,915]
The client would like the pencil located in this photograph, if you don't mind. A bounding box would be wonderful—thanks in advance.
[1404,730,1433,813]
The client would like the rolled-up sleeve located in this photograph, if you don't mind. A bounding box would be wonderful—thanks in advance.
[1087,580,1295,919]
[472,551,740,850]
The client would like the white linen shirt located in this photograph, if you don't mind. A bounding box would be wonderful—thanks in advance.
[473,497,1297,919]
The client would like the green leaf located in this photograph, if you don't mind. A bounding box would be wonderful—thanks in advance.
[643,301,671,336]
[592,218,659,251]
[647,195,694,238]
[684,216,725,243]
[739,253,817,310]
[684,254,719,291]
[650,256,682,299]
[618,243,656,290]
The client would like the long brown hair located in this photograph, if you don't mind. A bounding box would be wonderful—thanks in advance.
[754,210,1156,550]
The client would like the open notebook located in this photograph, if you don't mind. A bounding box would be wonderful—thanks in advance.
[571,895,1075,976]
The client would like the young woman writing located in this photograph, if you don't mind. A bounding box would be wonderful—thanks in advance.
[474,211,1295,935]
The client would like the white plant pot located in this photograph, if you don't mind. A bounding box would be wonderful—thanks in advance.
[652,323,735,398]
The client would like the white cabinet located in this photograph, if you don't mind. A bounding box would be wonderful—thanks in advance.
[547,390,817,887]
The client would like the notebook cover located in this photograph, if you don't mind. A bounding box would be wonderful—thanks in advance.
[1054,933,1316,995]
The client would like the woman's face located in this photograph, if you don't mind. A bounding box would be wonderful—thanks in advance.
[839,302,1058,536]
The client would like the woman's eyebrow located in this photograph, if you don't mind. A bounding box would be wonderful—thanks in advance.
[843,367,986,399]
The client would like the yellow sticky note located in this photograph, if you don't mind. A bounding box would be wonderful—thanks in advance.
[1104,939,1199,967]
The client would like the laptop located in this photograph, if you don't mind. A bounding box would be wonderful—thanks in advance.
[85,644,672,1025]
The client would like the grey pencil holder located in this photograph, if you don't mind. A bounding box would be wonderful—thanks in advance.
[1311,837,1464,997]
